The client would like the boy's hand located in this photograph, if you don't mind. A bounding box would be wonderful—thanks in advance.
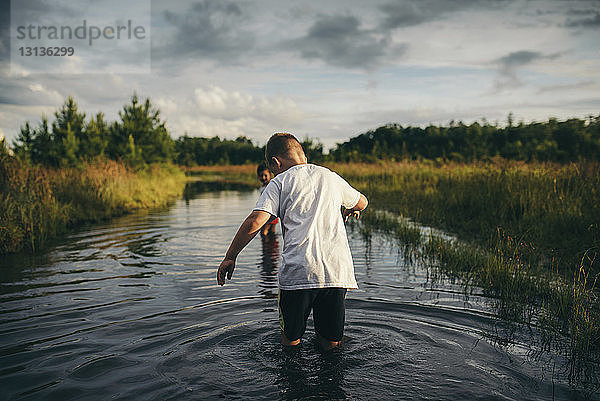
[343,209,361,222]
[217,258,236,286]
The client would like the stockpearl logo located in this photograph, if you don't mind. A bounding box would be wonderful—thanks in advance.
[10,0,151,74]
[15,20,146,46]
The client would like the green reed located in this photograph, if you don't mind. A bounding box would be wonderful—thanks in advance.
[330,160,599,387]
[330,160,599,275]
[0,156,186,254]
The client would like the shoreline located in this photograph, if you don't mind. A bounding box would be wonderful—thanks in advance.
[0,158,186,254]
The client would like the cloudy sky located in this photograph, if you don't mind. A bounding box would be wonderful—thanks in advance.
[1,0,599,150]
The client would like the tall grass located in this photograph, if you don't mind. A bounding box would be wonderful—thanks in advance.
[0,156,186,253]
[329,159,600,275]
[183,164,259,188]
[330,159,599,387]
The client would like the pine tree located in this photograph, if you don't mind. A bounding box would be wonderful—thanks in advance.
[83,112,109,160]
[52,96,86,165]
[31,117,57,166]
[12,122,35,162]
[115,94,174,165]
[61,122,79,167]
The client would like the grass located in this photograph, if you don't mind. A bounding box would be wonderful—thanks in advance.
[331,159,599,388]
[0,156,186,253]
[328,159,600,275]
[183,164,259,188]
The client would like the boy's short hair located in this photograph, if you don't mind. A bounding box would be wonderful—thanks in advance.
[257,162,269,176]
[265,133,304,164]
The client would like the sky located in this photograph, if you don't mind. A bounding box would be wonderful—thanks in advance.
[1,0,599,150]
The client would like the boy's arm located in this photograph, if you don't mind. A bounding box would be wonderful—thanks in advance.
[343,193,368,221]
[217,210,272,286]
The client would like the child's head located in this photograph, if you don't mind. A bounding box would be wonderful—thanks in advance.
[257,162,271,186]
[265,133,307,174]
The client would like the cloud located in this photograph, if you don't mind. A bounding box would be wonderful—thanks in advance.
[537,80,596,94]
[282,14,407,69]
[493,50,561,89]
[0,0,9,63]
[192,85,304,124]
[154,0,255,63]
[565,12,600,28]
[149,86,307,142]
[496,50,550,68]
[0,79,63,106]
[379,0,512,29]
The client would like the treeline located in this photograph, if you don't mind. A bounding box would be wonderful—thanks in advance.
[172,114,600,164]
[12,95,174,168]
[10,95,271,167]
[174,135,325,166]
[175,136,263,166]
[10,95,600,166]
[331,115,600,163]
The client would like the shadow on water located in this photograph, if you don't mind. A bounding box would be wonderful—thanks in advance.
[0,186,599,400]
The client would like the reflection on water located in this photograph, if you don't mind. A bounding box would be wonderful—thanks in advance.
[258,235,279,298]
[0,181,597,400]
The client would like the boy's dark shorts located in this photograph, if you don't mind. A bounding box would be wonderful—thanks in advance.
[278,287,347,342]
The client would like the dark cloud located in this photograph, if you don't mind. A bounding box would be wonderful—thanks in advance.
[0,0,9,64]
[565,12,600,28]
[495,50,551,68]
[0,78,61,107]
[154,0,255,63]
[493,50,561,89]
[9,0,79,24]
[379,0,512,29]
[282,14,407,69]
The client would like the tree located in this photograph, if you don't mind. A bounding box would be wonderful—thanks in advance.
[80,112,109,160]
[61,122,79,167]
[52,96,86,166]
[301,137,325,163]
[31,117,56,166]
[123,134,144,167]
[113,94,175,165]
[12,122,35,162]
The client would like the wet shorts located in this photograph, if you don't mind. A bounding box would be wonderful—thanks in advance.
[278,288,347,342]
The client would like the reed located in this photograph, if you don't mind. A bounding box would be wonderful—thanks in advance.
[183,164,258,187]
[328,159,600,275]
[0,157,186,253]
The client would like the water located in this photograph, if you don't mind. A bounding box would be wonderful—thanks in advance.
[0,183,596,400]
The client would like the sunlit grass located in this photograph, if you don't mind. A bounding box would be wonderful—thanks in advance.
[183,164,258,188]
[0,157,186,253]
[328,159,599,383]
[328,159,600,275]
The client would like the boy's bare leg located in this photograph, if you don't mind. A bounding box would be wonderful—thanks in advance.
[281,332,300,346]
[317,333,341,350]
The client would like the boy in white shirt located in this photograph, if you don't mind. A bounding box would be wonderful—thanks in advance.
[217,133,368,349]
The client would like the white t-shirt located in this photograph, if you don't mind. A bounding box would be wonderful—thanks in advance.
[253,164,361,290]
